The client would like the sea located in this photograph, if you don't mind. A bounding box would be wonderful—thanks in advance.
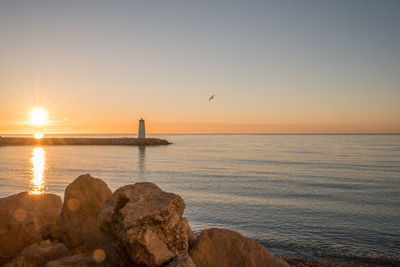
[0,134,399,264]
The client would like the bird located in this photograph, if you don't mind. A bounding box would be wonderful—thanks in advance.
[209,95,215,101]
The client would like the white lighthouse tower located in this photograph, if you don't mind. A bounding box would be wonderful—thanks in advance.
[138,118,146,139]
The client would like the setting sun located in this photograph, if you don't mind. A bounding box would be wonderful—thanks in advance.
[30,108,47,125]
[34,133,44,139]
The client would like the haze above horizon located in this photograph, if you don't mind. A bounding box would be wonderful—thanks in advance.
[1,0,399,134]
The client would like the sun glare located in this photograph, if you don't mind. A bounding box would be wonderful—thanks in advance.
[30,108,48,125]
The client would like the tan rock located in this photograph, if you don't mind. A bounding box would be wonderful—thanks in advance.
[0,192,62,264]
[181,218,197,249]
[54,174,112,251]
[189,228,289,267]
[99,182,193,267]
[41,222,56,240]
[165,254,197,267]
[53,174,124,266]
[44,254,99,267]
[4,240,71,267]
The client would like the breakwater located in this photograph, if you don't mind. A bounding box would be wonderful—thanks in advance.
[0,137,171,146]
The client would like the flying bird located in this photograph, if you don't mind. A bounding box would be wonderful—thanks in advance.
[209,95,215,101]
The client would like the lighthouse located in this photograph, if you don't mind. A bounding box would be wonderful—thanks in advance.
[138,118,146,139]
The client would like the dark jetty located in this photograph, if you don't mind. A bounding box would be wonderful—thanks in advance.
[0,137,171,146]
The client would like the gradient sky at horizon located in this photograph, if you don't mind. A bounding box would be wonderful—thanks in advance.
[1,0,399,134]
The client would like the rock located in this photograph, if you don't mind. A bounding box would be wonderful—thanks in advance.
[181,218,197,249]
[53,174,112,251]
[41,222,56,240]
[53,174,123,266]
[44,254,100,267]
[44,249,120,267]
[165,254,196,267]
[4,240,71,267]
[0,192,62,264]
[189,228,289,267]
[99,182,193,267]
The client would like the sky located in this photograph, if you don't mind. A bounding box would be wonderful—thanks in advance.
[0,0,399,134]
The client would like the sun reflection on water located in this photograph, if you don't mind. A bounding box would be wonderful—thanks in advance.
[30,147,47,194]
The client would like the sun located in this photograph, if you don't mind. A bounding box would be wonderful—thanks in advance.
[34,133,44,139]
[30,108,48,125]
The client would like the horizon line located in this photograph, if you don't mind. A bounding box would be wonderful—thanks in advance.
[1,132,400,136]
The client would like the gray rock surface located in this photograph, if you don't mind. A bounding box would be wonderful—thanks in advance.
[99,182,194,267]
[189,228,289,267]
[0,192,62,264]
[4,240,71,267]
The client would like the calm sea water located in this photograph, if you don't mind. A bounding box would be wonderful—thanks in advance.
[0,134,399,263]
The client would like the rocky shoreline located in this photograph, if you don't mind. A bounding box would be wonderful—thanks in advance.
[0,137,171,146]
[0,174,394,267]
[0,174,289,267]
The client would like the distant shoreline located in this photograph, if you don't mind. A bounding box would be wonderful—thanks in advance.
[0,137,172,146]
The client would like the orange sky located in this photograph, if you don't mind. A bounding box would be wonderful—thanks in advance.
[1,117,399,135]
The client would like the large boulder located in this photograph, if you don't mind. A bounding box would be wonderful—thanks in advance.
[189,228,289,267]
[53,174,112,251]
[0,192,62,264]
[4,240,71,267]
[99,182,194,267]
